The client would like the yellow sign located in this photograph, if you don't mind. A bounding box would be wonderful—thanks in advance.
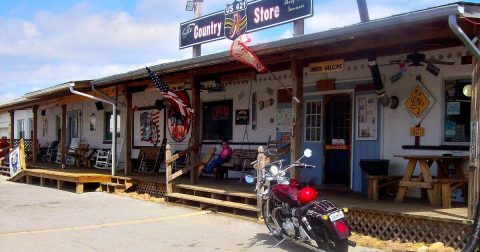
[309,59,344,75]
[410,127,425,136]
[404,84,433,121]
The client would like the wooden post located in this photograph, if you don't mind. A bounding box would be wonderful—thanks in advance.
[165,144,173,194]
[290,57,304,180]
[190,74,201,184]
[256,145,266,221]
[469,41,480,219]
[32,105,38,164]
[20,138,26,170]
[61,104,67,167]
[9,110,14,149]
[124,86,133,175]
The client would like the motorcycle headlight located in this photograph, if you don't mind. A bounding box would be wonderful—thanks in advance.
[269,165,279,175]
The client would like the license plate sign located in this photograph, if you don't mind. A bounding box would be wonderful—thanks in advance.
[328,211,344,222]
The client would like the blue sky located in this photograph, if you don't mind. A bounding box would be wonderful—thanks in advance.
[0,0,478,101]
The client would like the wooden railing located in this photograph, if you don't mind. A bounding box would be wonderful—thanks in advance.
[165,144,211,194]
[6,139,33,150]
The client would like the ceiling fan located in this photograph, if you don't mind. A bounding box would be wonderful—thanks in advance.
[382,50,455,82]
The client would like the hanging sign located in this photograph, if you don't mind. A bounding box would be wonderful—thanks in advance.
[309,59,344,75]
[180,0,313,48]
[403,80,435,124]
[409,126,425,136]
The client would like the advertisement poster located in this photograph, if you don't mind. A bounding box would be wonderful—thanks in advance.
[9,147,21,177]
[276,107,293,132]
[356,94,377,140]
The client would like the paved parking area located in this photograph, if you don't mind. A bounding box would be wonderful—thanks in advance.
[0,177,377,251]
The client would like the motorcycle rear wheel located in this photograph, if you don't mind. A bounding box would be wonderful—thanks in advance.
[316,238,348,252]
[261,202,282,239]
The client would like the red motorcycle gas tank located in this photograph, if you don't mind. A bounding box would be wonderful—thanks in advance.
[272,184,299,205]
[297,187,318,205]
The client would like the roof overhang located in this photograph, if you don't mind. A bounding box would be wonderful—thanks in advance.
[91,2,480,86]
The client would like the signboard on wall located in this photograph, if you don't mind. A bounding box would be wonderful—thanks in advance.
[403,80,435,124]
[309,59,344,75]
[179,0,313,48]
[356,94,377,140]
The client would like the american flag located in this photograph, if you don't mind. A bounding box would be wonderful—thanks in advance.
[140,111,160,145]
[146,67,193,116]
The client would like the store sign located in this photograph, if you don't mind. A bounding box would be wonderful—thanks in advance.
[179,0,313,48]
[309,59,344,75]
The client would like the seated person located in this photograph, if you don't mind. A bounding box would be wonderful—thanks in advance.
[203,139,232,174]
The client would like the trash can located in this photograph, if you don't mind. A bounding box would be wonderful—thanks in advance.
[360,159,390,197]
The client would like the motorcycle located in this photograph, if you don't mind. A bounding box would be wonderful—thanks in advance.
[245,149,355,252]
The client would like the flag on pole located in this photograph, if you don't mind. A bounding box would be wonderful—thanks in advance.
[146,67,193,116]
[230,35,268,73]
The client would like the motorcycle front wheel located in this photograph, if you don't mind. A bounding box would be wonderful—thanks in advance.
[261,201,282,239]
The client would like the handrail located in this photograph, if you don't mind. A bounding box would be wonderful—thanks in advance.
[165,144,200,164]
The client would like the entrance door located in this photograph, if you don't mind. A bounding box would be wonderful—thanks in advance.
[323,94,352,187]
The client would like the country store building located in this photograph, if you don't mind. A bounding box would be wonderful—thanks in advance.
[1,1,480,249]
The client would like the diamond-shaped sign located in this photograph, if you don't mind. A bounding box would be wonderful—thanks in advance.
[403,80,435,124]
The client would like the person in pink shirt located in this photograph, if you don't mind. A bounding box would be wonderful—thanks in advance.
[203,139,232,174]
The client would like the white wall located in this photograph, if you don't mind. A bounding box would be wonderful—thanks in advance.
[0,113,9,138]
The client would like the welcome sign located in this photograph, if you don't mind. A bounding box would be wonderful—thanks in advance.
[179,0,313,49]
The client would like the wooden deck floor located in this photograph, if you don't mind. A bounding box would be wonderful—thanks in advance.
[17,167,470,223]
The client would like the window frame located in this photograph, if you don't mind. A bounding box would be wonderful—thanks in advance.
[304,99,323,142]
[104,111,121,142]
[442,77,471,146]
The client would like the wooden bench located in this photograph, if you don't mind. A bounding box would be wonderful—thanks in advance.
[432,178,468,208]
[368,175,402,200]
[216,149,258,180]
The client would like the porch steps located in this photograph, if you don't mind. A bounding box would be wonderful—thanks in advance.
[0,165,10,177]
[99,176,133,193]
[165,183,259,219]
[166,193,257,212]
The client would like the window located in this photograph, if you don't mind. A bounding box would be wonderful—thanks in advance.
[202,100,233,141]
[17,119,25,139]
[29,118,33,139]
[105,111,120,141]
[444,79,471,144]
[305,100,322,142]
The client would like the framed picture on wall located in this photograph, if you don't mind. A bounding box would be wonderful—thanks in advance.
[235,109,249,125]
[356,94,377,140]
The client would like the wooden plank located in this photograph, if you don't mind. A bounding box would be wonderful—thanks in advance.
[399,180,432,189]
[40,177,45,187]
[26,175,32,184]
[372,179,379,201]
[190,74,201,184]
[19,139,26,170]
[76,183,84,194]
[166,193,258,212]
[124,85,133,175]
[174,184,256,199]
[442,183,452,209]
[32,105,38,164]
[9,110,14,149]
[170,162,199,181]
[61,104,67,166]
[165,144,173,194]
[57,180,63,190]
[290,57,303,180]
